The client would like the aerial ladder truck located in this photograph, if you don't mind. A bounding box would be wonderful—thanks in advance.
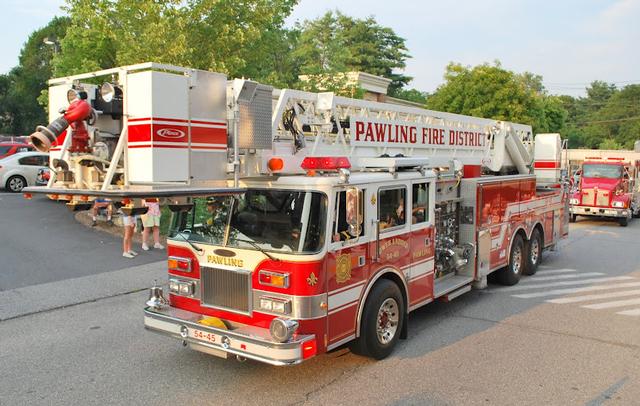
[25,63,568,365]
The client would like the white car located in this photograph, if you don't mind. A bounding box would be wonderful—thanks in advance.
[0,151,50,192]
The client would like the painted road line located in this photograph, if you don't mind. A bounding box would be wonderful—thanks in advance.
[512,281,640,299]
[547,289,640,304]
[535,269,577,275]
[504,276,636,292]
[522,272,604,282]
[616,308,640,316]
[582,297,640,310]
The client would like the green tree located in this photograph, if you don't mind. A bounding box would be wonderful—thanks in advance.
[55,0,298,79]
[425,62,566,134]
[0,17,70,135]
[293,11,411,93]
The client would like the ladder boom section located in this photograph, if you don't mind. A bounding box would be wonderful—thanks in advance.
[273,89,534,172]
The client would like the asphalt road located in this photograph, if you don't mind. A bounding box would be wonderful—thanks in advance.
[1,214,640,405]
[0,192,165,291]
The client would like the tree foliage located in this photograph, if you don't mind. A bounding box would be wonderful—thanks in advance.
[560,82,640,149]
[292,11,411,92]
[425,62,566,134]
[0,17,70,135]
[54,0,298,79]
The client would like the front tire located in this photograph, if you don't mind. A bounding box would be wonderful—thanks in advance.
[351,279,404,360]
[569,214,577,223]
[619,217,629,227]
[6,175,26,192]
[524,229,543,276]
[495,234,524,286]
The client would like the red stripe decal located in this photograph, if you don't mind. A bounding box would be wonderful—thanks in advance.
[534,161,560,169]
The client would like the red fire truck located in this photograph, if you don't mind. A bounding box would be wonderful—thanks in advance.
[25,63,568,365]
[569,157,640,226]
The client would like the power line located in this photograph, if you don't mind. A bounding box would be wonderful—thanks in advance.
[566,116,640,126]
[544,80,640,86]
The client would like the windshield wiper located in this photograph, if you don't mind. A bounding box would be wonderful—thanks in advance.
[170,229,204,255]
[234,238,279,262]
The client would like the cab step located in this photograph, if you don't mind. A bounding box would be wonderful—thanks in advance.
[434,275,473,301]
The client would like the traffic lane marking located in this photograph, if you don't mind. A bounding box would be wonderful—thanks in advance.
[503,276,636,292]
[512,281,640,299]
[616,308,640,316]
[582,297,640,310]
[519,272,604,283]
[535,268,577,275]
[548,289,640,304]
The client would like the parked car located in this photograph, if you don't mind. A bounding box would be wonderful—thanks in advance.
[0,142,34,160]
[36,167,51,186]
[0,151,50,192]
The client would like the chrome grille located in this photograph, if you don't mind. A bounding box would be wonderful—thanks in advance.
[200,267,251,314]
[596,190,610,207]
[582,188,595,205]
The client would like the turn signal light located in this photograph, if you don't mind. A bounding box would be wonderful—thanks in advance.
[168,256,192,273]
[301,156,351,171]
[268,157,284,172]
[302,338,317,359]
[258,270,289,288]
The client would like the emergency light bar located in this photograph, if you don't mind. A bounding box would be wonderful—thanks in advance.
[300,156,351,171]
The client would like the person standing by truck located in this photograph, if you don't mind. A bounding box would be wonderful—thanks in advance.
[140,198,164,251]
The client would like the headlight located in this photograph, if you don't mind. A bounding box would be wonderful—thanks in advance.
[612,201,625,208]
[169,278,194,296]
[269,318,299,343]
[259,296,291,314]
[100,82,121,103]
[570,198,579,205]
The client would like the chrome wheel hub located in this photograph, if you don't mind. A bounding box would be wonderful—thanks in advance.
[512,246,522,274]
[530,239,540,264]
[376,298,399,345]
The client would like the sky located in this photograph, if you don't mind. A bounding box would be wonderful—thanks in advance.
[1,0,639,97]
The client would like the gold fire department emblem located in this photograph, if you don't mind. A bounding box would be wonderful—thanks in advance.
[307,272,318,286]
[335,254,352,284]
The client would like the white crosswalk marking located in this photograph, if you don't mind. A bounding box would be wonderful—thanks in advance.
[520,272,604,283]
[512,281,640,299]
[582,297,640,310]
[547,289,640,304]
[504,276,635,292]
[536,269,577,275]
[500,267,640,318]
[616,308,640,316]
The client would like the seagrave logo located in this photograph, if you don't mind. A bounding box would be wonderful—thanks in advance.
[156,128,186,139]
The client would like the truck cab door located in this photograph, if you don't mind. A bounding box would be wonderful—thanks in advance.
[325,187,369,349]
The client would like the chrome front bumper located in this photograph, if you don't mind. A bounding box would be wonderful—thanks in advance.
[144,306,315,366]
[570,205,629,218]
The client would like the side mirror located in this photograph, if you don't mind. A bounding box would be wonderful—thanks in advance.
[346,187,361,237]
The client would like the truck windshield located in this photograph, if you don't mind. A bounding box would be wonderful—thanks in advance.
[582,164,622,179]
[169,190,327,254]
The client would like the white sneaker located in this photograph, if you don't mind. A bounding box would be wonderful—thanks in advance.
[153,243,165,250]
[142,243,149,251]
[129,250,139,256]
[123,252,135,258]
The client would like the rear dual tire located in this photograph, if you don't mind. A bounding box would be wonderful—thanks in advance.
[494,234,525,286]
[524,229,543,276]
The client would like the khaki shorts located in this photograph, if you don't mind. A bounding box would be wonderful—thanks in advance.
[141,214,161,227]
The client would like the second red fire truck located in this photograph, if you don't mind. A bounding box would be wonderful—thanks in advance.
[26,63,568,365]
[569,157,640,226]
